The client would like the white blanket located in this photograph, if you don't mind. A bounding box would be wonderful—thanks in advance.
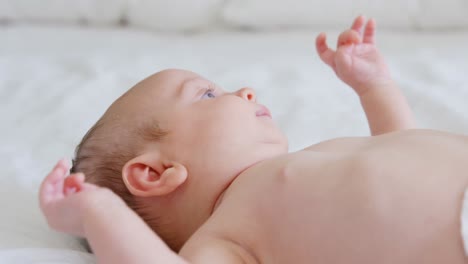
[1,25,467,262]
[0,248,95,264]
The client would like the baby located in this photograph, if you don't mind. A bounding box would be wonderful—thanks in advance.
[39,16,468,263]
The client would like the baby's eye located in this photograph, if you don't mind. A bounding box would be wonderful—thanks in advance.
[201,88,216,99]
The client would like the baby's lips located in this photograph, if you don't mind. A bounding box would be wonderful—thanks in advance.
[256,104,272,118]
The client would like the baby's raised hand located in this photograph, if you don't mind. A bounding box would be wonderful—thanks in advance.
[316,16,392,96]
[39,159,120,237]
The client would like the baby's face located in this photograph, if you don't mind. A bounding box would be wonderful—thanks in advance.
[157,69,287,188]
[119,69,288,225]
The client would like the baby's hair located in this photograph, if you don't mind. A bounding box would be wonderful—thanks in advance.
[70,114,180,251]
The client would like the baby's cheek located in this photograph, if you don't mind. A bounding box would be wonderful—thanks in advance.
[206,97,256,133]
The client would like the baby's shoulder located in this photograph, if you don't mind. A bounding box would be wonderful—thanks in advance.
[301,136,370,153]
[180,232,259,264]
[237,150,342,180]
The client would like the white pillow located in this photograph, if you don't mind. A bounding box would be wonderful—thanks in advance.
[222,0,415,30]
[125,0,224,31]
[0,0,125,24]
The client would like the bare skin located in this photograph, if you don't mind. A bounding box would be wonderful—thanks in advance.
[182,129,468,263]
[38,17,468,263]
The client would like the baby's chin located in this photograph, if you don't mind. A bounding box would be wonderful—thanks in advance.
[265,132,289,153]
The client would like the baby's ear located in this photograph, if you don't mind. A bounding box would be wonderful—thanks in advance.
[122,153,187,197]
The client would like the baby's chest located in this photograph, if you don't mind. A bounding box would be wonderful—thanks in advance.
[223,151,355,212]
[215,152,358,242]
[211,143,468,263]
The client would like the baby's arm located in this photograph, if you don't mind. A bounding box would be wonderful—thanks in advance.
[39,159,185,263]
[316,16,416,135]
[39,160,243,264]
[358,80,415,136]
[83,193,185,263]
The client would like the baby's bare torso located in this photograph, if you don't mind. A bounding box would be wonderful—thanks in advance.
[184,129,468,263]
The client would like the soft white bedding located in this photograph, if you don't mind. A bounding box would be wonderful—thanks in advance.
[1,25,467,262]
[0,248,95,264]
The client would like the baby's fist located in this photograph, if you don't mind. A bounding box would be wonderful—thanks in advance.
[316,16,392,96]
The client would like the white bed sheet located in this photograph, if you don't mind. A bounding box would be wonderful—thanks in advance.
[1,25,467,262]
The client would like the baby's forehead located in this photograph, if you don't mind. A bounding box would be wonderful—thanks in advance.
[110,70,213,115]
[140,70,212,96]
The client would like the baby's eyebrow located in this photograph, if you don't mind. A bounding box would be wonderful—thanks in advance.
[176,77,198,98]
[178,77,211,99]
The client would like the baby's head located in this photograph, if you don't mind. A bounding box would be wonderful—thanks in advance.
[71,69,288,250]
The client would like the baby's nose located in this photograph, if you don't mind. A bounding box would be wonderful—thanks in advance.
[236,87,257,102]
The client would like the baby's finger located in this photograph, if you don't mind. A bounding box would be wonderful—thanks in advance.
[337,30,361,48]
[350,15,365,35]
[316,33,336,68]
[64,186,77,196]
[64,173,85,195]
[64,181,99,196]
[363,18,376,44]
[39,159,69,207]
[45,158,69,184]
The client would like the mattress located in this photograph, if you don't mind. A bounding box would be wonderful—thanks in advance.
[1,24,467,263]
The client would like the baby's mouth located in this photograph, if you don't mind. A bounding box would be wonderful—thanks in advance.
[256,105,272,118]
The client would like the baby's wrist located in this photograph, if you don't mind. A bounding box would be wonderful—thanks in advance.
[82,189,128,235]
[354,77,395,97]
[358,79,400,101]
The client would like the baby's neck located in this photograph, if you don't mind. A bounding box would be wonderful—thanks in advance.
[212,189,226,212]
[211,158,269,215]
